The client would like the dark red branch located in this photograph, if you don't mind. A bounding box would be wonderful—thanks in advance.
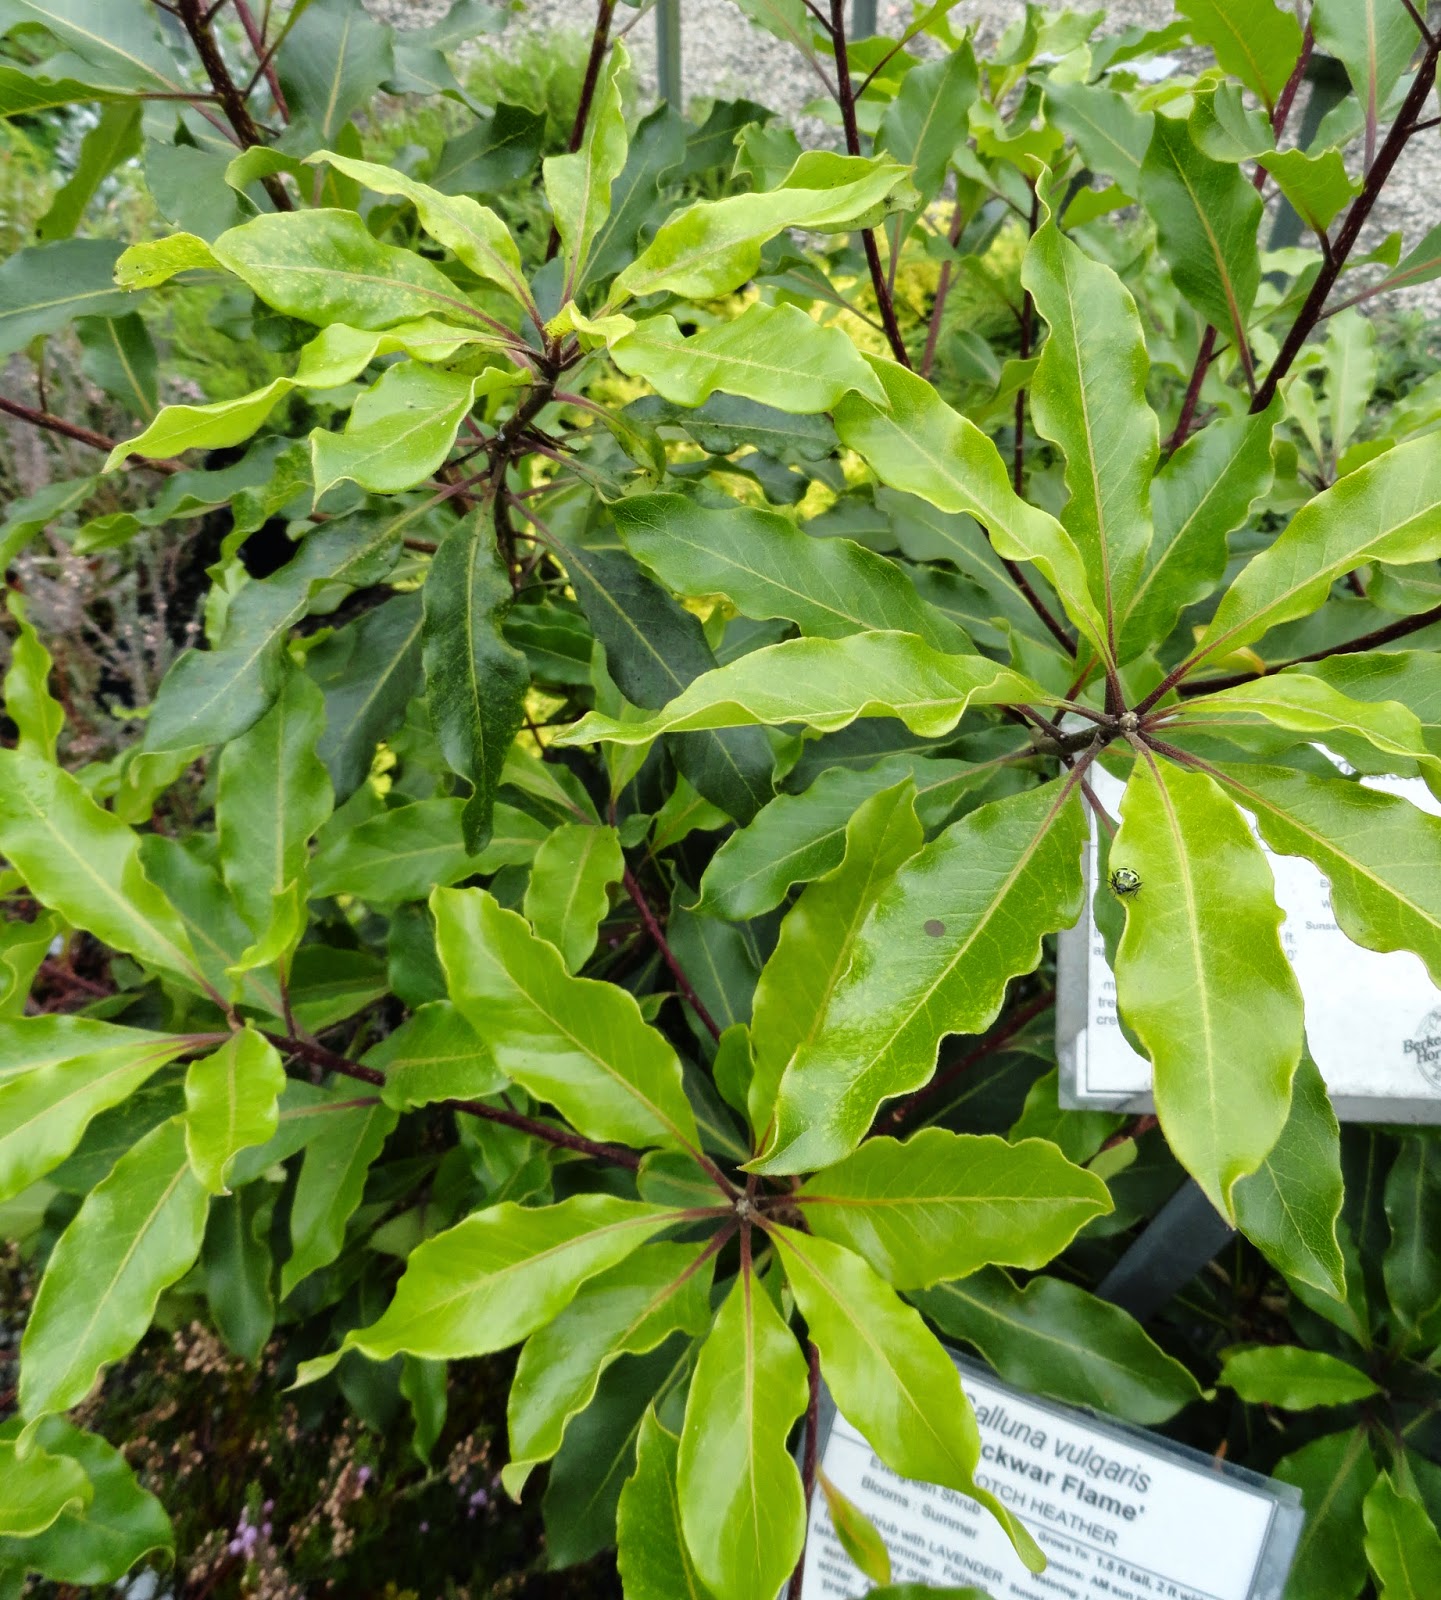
[1164,325,1218,454]
[232,0,287,118]
[622,866,723,1042]
[0,395,180,473]
[787,1341,823,1600]
[545,0,618,262]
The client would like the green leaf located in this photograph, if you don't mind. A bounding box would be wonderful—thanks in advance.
[581,102,686,290]
[1218,1345,1380,1407]
[798,1128,1110,1289]
[77,311,157,419]
[144,508,406,752]
[202,1185,275,1364]
[0,912,59,1019]
[0,1419,172,1585]
[365,1000,505,1109]
[0,238,130,357]
[607,303,883,413]
[1383,1136,1441,1336]
[36,99,140,242]
[421,508,531,854]
[281,1094,397,1297]
[433,886,701,1153]
[1022,210,1158,648]
[751,781,924,1136]
[0,475,97,571]
[0,1438,91,1537]
[1117,402,1278,660]
[1232,1051,1347,1300]
[1314,0,1424,161]
[1043,76,1154,197]
[756,779,1086,1175]
[1139,112,1262,374]
[218,670,332,945]
[307,148,532,309]
[1176,0,1305,110]
[1276,1429,1377,1600]
[915,1267,1201,1424]
[19,1116,208,1425]
[1215,764,1441,986]
[677,1263,808,1600]
[276,0,393,143]
[833,356,1106,659]
[183,1028,286,1196]
[561,632,1044,746]
[1259,146,1360,235]
[3,594,62,761]
[296,1195,683,1377]
[560,540,775,824]
[211,210,492,333]
[544,42,628,288]
[1111,758,1302,1219]
[522,822,624,973]
[771,1225,1043,1573]
[504,1241,714,1497]
[0,65,142,115]
[617,1408,716,1600]
[610,151,916,303]
[1364,1474,1441,1600]
[1197,437,1441,664]
[0,748,199,981]
[818,1470,892,1585]
[876,43,977,211]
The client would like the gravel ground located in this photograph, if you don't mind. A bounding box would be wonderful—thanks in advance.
[368,0,1441,318]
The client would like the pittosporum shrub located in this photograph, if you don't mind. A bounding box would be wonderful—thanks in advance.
[3,1,1441,1596]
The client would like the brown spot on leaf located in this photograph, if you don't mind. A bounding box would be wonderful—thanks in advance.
[923,919,945,937]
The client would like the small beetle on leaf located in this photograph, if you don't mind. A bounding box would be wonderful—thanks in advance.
[1109,867,1142,898]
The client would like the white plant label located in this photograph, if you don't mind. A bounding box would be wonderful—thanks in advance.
[801,1365,1298,1600]
[1059,765,1441,1119]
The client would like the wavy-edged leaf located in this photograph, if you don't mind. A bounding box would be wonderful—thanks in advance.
[1023,212,1157,647]
[833,355,1106,658]
[1218,1345,1379,1407]
[0,748,198,981]
[19,1116,208,1425]
[799,1129,1110,1289]
[1196,438,1441,664]
[617,1407,715,1600]
[522,822,623,973]
[505,1241,714,1497]
[0,1437,90,1538]
[364,999,504,1109]
[433,886,701,1152]
[1176,0,1305,111]
[1364,1474,1441,1600]
[545,42,628,287]
[771,1226,1043,1572]
[296,1195,683,1378]
[916,1267,1201,1424]
[1260,147,1361,235]
[183,1028,285,1196]
[756,779,1086,1175]
[560,632,1044,747]
[615,494,963,652]
[677,1262,808,1600]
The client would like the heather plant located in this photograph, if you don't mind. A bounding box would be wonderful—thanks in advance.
[3,2,1441,1597]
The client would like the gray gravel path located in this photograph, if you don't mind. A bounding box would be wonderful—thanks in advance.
[369,0,1441,319]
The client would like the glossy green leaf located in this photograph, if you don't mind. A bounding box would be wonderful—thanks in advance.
[1176,0,1305,110]
[617,1408,715,1600]
[751,781,924,1136]
[365,999,505,1109]
[771,1225,1043,1572]
[1197,438,1441,663]
[615,494,963,652]
[1215,764,1441,985]
[297,1195,682,1378]
[610,151,915,303]
[201,1185,275,1364]
[916,1267,1201,1424]
[281,1094,398,1296]
[218,670,332,944]
[1117,402,1278,659]
[1232,1052,1347,1300]
[1027,213,1159,650]
[544,41,628,287]
[1314,0,1423,162]
[818,1469,892,1585]
[756,779,1086,1175]
[183,1028,286,1196]
[1218,1345,1379,1407]
[1259,147,1360,235]
[833,355,1106,658]
[0,911,59,1019]
[0,239,130,358]
[1140,113,1262,373]
[308,148,531,308]
[1364,1474,1441,1600]
[505,1241,714,1496]
[0,1438,91,1537]
[581,101,686,289]
[3,594,61,761]
[19,1116,208,1425]
[522,822,623,973]
[1383,1136,1441,1336]
[561,632,1043,746]
[433,886,701,1152]
[677,1263,808,1600]
[1112,758,1302,1219]
[1276,1429,1377,1600]
[276,0,393,142]
[0,748,198,981]
[799,1128,1110,1289]
[608,303,882,413]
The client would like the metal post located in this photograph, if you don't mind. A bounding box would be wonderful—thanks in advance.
[1095,1179,1236,1323]
[852,0,878,34]
[656,0,682,107]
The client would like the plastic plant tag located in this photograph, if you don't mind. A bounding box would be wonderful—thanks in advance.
[800,1353,1303,1600]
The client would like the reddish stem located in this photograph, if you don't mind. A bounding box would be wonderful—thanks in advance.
[787,1341,823,1600]
[232,0,287,118]
[622,866,723,1042]
[0,395,180,473]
